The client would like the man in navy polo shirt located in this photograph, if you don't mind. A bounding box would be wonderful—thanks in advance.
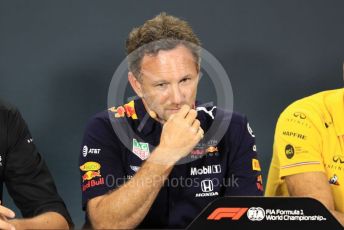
[79,12,263,229]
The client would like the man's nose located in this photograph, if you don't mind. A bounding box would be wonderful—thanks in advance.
[170,85,183,105]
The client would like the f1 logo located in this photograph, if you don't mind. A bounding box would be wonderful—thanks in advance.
[207,207,248,220]
[201,179,214,192]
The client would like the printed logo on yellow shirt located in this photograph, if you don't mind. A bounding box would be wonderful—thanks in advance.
[293,112,306,119]
[285,144,295,159]
[333,155,344,164]
[284,111,312,129]
[329,174,340,186]
[282,131,307,140]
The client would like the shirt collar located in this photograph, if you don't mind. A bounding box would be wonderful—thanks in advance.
[134,98,160,136]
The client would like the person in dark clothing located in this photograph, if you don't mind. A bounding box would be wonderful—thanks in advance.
[80,12,263,229]
[0,100,73,229]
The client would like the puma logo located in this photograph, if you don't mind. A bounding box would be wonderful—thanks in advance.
[196,106,216,119]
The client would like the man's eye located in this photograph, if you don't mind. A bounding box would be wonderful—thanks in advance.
[156,83,166,87]
[181,78,191,83]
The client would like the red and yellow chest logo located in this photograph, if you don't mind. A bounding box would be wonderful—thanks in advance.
[109,100,138,119]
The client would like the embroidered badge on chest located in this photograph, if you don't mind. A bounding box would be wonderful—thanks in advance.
[132,138,150,160]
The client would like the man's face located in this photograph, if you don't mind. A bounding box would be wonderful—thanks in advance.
[132,45,199,123]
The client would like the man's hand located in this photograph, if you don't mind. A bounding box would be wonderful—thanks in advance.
[285,172,344,226]
[155,104,204,163]
[0,201,16,230]
[88,105,204,229]
[0,201,69,230]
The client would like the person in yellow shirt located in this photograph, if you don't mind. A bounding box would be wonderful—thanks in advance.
[266,88,344,226]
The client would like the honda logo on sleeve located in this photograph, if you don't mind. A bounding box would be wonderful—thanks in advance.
[196,179,218,197]
[201,179,214,192]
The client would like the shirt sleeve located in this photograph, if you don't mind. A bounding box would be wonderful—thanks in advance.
[274,103,325,178]
[79,112,126,210]
[225,116,264,196]
[5,108,73,226]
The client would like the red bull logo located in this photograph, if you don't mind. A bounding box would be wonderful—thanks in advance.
[82,170,101,182]
[108,100,138,119]
[82,177,105,192]
[124,101,137,119]
[115,106,125,118]
[256,175,264,191]
[109,106,125,118]
[206,146,218,153]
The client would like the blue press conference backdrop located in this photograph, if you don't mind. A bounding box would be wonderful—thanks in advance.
[1,0,344,227]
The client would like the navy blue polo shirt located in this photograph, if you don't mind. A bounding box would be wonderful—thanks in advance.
[79,99,263,228]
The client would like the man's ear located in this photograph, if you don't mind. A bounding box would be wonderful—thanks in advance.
[128,72,143,98]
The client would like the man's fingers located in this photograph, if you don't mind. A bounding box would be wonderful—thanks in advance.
[0,206,15,219]
[191,119,200,131]
[175,104,190,119]
[196,127,204,139]
[185,109,197,125]
[167,113,175,121]
[0,220,15,230]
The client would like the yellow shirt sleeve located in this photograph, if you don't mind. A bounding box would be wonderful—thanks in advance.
[274,102,325,178]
